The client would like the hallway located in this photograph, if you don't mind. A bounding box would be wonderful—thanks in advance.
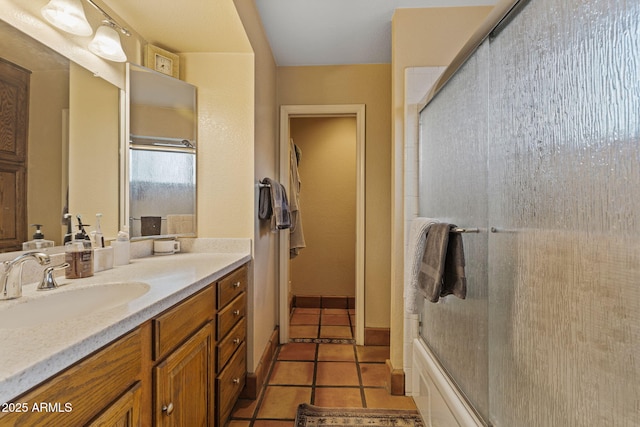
[229,308,416,426]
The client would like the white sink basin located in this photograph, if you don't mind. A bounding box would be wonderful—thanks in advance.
[0,282,150,329]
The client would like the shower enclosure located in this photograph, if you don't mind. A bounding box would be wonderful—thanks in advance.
[415,0,640,425]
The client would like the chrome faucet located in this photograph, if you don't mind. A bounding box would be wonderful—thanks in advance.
[1,252,51,300]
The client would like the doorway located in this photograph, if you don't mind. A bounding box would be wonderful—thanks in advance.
[278,105,365,345]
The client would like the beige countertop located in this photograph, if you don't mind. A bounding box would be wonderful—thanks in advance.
[0,240,251,404]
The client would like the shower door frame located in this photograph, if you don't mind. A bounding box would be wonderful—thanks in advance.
[278,104,366,345]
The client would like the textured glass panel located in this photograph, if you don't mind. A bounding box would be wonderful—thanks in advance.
[488,0,640,425]
[418,42,489,421]
[129,149,195,237]
[418,0,640,425]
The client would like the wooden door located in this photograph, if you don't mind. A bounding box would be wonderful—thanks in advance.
[154,322,214,427]
[0,58,30,252]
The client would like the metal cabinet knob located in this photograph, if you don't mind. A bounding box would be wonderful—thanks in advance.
[232,378,240,384]
[233,310,241,316]
[162,402,174,415]
[233,281,241,288]
[233,338,241,344]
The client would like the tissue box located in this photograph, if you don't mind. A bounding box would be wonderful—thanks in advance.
[94,247,114,273]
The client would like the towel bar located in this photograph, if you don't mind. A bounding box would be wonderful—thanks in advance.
[451,227,480,233]
[258,181,271,188]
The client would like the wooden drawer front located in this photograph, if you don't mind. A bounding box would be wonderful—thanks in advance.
[216,342,246,426]
[217,317,246,371]
[154,286,215,361]
[217,265,248,309]
[0,329,141,426]
[86,381,142,426]
[217,292,246,340]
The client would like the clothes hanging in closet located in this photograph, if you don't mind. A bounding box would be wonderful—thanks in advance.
[289,138,306,257]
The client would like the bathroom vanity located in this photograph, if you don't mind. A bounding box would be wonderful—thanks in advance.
[0,246,250,426]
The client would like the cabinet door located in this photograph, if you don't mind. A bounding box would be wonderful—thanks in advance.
[86,382,142,427]
[154,322,214,427]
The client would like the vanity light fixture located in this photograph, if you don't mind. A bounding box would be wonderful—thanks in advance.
[41,0,93,36]
[41,0,131,62]
[88,21,127,62]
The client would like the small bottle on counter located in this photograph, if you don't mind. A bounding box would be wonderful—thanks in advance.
[111,229,130,266]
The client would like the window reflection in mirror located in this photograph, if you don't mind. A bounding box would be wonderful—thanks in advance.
[127,64,197,239]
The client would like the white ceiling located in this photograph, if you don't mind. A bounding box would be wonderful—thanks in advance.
[254,0,498,66]
[105,0,498,66]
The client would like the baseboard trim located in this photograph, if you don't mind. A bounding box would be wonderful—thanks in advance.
[364,327,390,346]
[241,327,279,400]
[386,359,405,395]
[293,295,355,309]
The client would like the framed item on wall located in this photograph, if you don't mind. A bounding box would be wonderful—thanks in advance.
[144,44,180,79]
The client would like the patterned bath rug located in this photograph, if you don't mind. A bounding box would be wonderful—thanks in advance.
[294,403,425,427]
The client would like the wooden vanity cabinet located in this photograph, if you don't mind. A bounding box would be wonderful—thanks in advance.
[0,328,145,426]
[152,286,215,426]
[152,263,248,427]
[0,263,249,427]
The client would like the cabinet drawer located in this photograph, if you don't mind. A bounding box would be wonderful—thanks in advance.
[154,286,215,360]
[216,342,246,426]
[217,292,246,340]
[0,329,142,426]
[217,317,246,371]
[217,265,248,309]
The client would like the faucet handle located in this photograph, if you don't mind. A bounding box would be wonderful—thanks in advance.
[38,263,70,291]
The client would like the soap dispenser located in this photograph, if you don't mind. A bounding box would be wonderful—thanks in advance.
[22,224,55,250]
[64,217,94,279]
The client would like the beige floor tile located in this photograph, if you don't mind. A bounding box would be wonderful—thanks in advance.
[317,344,355,362]
[321,314,350,326]
[364,388,417,410]
[231,398,258,419]
[316,362,360,386]
[278,343,317,361]
[320,325,353,339]
[314,387,363,407]
[257,386,311,419]
[289,325,318,339]
[356,345,390,363]
[360,363,388,387]
[290,313,320,325]
[269,361,314,385]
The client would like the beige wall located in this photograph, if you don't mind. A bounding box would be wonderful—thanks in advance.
[390,6,493,369]
[68,63,120,240]
[278,64,392,329]
[182,53,254,240]
[28,70,68,245]
[290,117,357,297]
[232,0,279,372]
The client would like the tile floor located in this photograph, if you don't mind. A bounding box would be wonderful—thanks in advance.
[229,308,416,427]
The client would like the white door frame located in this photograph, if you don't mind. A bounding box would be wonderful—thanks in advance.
[278,104,366,345]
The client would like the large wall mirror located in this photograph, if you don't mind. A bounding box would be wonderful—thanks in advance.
[0,19,120,252]
[127,64,197,240]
